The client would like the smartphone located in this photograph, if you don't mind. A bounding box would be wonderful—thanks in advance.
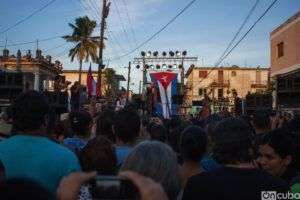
[90,175,138,200]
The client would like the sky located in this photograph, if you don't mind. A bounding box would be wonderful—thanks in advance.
[0,0,300,92]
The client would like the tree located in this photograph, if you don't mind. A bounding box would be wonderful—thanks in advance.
[103,68,117,101]
[63,16,100,84]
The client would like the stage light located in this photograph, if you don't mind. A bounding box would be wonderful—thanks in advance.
[150,65,155,70]
[145,64,150,69]
[173,64,178,69]
[153,51,158,57]
[168,65,173,69]
[182,51,187,56]
[136,65,140,69]
[156,64,161,69]
[162,51,167,57]
[162,64,167,69]
[178,64,183,69]
[141,51,146,57]
[169,51,175,57]
[176,51,181,56]
[147,51,151,57]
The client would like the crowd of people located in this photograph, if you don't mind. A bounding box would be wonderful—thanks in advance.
[0,90,299,200]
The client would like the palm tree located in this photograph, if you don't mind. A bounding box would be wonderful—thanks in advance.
[104,68,117,100]
[63,16,100,84]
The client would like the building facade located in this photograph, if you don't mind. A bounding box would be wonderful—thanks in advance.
[0,49,62,91]
[62,69,126,97]
[270,11,300,110]
[184,65,269,113]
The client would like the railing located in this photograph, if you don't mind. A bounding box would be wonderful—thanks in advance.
[210,79,230,87]
[251,80,268,88]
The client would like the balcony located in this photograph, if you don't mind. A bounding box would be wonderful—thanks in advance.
[251,81,268,88]
[210,79,230,88]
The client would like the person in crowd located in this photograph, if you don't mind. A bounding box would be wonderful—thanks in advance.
[80,136,117,175]
[114,108,141,167]
[70,81,81,111]
[200,114,222,171]
[120,141,181,200]
[257,129,300,186]
[167,116,190,157]
[63,111,92,155]
[282,115,300,171]
[252,109,271,135]
[95,108,116,142]
[180,126,207,187]
[78,136,117,200]
[147,122,166,142]
[182,118,288,200]
[0,91,81,193]
[251,109,272,160]
[55,171,169,200]
[0,178,55,200]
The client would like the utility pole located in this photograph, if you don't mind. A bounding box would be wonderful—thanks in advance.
[97,0,110,98]
[180,57,185,95]
[139,80,142,95]
[142,57,146,99]
[126,61,131,102]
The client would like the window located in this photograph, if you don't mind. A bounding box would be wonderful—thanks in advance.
[198,88,207,96]
[199,70,207,78]
[218,70,224,83]
[277,42,284,58]
[231,71,237,77]
[198,88,203,96]
[218,89,223,99]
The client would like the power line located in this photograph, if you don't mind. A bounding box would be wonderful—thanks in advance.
[44,43,68,53]
[88,0,101,18]
[0,35,62,48]
[108,0,197,61]
[197,0,278,84]
[112,0,134,49]
[121,0,138,47]
[215,0,260,67]
[0,0,57,36]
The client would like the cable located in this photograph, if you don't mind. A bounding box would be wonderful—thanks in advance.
[108,0,197,61]
[88,0,101,18]
[121,0,138,46]
[112,0,134,49]
[215,0,260,67]
[197,0,278,85]
[107,27,127,53]
[0,0,57,35]
[44,43,68,53]
[0,35,62,48]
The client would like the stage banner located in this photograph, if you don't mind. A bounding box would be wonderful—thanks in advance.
[150,72,178,119]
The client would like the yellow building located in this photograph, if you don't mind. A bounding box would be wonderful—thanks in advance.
[184,65,269,111]
[62,69,126,95]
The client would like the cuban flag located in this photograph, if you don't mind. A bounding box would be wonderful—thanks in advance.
[150,72,178,119]
[86,64,98,96]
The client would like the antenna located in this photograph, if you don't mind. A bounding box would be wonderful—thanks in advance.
[36,39,39,50]
[4,37,7,49]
